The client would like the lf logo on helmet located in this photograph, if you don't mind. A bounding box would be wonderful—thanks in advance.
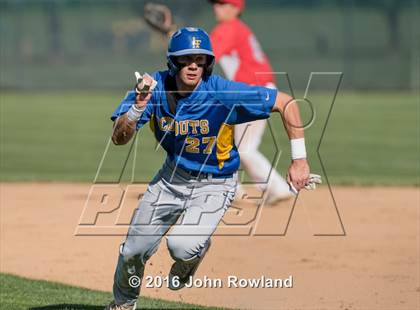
[192,37,201,49]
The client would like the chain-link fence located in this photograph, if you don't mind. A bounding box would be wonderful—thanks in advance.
[1,0,419,90]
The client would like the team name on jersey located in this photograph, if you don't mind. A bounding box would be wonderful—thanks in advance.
[158,117,210,136]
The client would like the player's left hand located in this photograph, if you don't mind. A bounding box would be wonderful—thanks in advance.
[287,159,310,193]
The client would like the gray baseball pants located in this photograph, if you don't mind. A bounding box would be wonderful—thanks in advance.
[112,158,237,305]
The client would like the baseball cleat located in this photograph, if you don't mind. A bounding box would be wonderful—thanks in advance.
[168,239,212,291]
[104,300,137,310]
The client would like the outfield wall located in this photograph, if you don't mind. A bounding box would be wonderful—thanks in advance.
[1,0,419,90]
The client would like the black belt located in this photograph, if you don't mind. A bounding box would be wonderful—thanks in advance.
[179,168,233,179]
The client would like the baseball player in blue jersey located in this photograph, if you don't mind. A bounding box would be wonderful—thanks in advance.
[105,27,320,310]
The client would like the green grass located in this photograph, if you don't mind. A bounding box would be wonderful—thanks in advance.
[0,273,225,310]
[0,91,418,185]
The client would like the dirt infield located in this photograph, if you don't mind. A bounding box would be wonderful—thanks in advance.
[1,183,419,310]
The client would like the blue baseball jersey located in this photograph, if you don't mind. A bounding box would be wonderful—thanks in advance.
[111,70,277,175]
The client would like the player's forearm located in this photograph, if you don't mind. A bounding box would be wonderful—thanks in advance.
[273,91,304,140]
[112,72,154,145]
[272,91,310,190]
[112,114,137,145]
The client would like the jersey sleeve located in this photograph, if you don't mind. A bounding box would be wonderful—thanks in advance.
[211,76,277,124]
[110,90,153,130]
[210,23,237,61]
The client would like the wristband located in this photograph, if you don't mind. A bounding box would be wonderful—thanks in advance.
[126,104,145,122]
[290,138,307,160]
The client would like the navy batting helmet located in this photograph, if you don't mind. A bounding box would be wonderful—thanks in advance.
[167,27,215,77]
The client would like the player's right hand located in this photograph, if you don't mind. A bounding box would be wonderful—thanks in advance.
[134,72,156,108]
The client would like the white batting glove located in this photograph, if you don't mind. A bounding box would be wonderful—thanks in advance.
[304,173,322,190]
[134,71,157,94]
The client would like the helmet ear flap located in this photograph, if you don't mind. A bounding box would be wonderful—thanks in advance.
[205,56,215,76]
[167,56,179,76]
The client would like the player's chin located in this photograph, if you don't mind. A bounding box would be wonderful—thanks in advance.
[182,76,201,87]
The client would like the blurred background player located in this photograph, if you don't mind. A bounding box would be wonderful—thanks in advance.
[208,0,293,203]
[144,0,294,204]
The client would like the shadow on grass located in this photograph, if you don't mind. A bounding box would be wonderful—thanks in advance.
[29,305,205,310]
[29,305,104,310]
